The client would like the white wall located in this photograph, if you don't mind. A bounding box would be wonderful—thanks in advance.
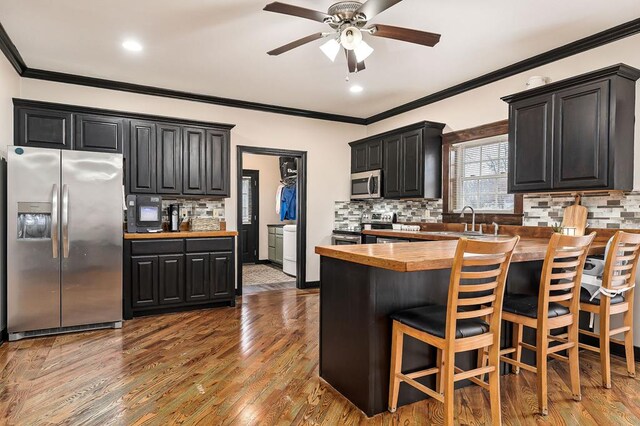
[365,33,640,344]
[0,53,20,333]
[242,153,284,260]
[18,78,366,282]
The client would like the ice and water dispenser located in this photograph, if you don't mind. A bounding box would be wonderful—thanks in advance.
[17,202,52,239]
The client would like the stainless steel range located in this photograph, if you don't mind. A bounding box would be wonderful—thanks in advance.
[331,211,397,245]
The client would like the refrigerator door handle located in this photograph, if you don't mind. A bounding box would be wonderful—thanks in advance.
[62,184,70,258]
[51,184,59,258]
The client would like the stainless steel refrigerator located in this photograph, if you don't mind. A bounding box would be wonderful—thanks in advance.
[7,146,123,340]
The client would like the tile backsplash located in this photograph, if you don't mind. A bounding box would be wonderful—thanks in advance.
[161,198,225,222]
[524,192,640,229]
[334,199,442,228]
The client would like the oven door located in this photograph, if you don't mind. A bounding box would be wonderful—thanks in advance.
[331,234,362,245]
[351,170,381,200]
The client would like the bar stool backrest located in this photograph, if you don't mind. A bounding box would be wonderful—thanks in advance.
[602,231,640,296]
[538,232,596,319]
[445,236,520,342]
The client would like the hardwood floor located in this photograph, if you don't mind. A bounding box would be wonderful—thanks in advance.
[1,287,639,425]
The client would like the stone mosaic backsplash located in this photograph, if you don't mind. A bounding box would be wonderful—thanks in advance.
[334,199,443,228]
[524,192,640,229]
[161,198,225,222]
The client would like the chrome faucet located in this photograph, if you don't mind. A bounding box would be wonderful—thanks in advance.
[492,222,499,236]
[460,206,475,233]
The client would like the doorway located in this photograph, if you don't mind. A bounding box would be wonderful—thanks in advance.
[240,169,259,264]
[236,146,307,295]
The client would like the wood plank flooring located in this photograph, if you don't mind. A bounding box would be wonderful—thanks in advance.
[1,287,639,425]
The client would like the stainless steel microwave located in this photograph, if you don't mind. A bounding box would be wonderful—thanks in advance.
[351,170,382,199]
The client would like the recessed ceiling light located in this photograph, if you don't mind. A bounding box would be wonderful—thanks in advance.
[350,85,363,94]
[122,40,143,52]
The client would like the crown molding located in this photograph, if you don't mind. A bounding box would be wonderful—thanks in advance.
[1,16,639,125]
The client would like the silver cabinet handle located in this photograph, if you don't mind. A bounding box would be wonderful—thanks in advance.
[62,184,69,258]
[51,184,59,258]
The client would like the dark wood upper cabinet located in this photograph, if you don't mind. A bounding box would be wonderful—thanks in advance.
[16,107,72,149]
[382,135,402,198]
[74,113,125,153]
[129,120,157,194]
[156,124,182,194]
[350,139,383,173]
[508,93,553,192]
[182,127,207,195]
[205,129,230,196]
[503,64,640,193]
[400,130,423,197]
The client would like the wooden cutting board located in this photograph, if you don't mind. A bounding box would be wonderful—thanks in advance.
[561,196,588,236]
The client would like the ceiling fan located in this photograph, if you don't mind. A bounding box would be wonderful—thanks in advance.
[264,0,441,73]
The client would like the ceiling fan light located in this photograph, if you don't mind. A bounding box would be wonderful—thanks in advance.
[354,40,374,63]
[340,26,362,50]
[319,38,341,62]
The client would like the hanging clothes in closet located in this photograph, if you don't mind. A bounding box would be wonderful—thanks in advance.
[280,183,296,221]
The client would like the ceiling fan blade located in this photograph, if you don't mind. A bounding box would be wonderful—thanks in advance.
[267,32,325,56]
[355,0,403,20]
[368,24,441,47]
[357,60,366,72]
[345,49,357,73]
[263,2,331,23]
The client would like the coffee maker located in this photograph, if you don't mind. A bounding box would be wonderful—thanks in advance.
[168,204,181,232]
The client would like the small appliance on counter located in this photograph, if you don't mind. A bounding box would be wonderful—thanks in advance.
[168,203,181,232]
[351,170,382,199]
[126,195,163,233]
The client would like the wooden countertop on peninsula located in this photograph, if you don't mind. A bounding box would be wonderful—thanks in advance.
[315,237,606,272]
[124,231,238,240]
[362,229,460,241]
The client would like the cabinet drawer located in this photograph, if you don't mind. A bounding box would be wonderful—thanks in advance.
[186,237,234,253]
[275,227,283,235]
[131,239,184,255]
[268,227,276,235]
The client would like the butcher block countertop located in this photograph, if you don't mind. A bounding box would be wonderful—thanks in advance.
[124,231,238,240]
[315,237,607,272]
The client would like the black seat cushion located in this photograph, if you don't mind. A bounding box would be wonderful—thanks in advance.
[580,287,625,305]
[503,294,569,319]
[390,305,489,339]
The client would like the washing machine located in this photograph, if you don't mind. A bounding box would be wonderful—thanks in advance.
[283,224,297,277]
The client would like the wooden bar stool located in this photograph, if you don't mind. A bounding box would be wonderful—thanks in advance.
[499,232,595,415]
[579,231,640,388]
[388,236,519,426]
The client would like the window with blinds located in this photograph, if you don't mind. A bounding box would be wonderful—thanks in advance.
[449,135,514,212]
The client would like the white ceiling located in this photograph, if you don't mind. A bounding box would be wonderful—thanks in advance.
[1,1,640,118]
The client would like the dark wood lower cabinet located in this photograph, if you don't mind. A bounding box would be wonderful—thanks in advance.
[124,237,236,318]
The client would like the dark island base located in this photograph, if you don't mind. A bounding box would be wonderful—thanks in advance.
[319,256,588,417]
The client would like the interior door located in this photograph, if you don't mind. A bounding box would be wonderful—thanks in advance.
[241,170,259,263]
[61,150,123,327]
[7,146,62,333]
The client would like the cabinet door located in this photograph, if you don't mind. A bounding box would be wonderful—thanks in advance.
[129,120,157,193]
[508,94,554,192]
[158,254,184,305]
[74,113,124,153]
[131,256,158,308]
[383,135,402,198]
[400,130,423,197]
[205,129,230,196]
[209,252,234,300]
[275,234,284,265]
[186,253,209,301]
[367,140,383,170]
[156,124,182,194]
[351,144,368,173]
[182,127,206,195]
[16,107,72,149]
[553,80,609,189]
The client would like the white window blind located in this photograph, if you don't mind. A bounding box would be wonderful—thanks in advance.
[449,136,514,212]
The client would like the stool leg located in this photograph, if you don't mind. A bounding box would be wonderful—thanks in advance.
[624,309,636,378]
[512,323,523,374]
[436,349,444,393]
[443,348,456,426]
[599,311,612,389]
[388,322,403,412]
[536,328,549,415]
[476,347,487,382]
[568,321,581,401]
[488,342,502,425]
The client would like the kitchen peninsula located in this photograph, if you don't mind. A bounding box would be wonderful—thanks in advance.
[315,235,607,417]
